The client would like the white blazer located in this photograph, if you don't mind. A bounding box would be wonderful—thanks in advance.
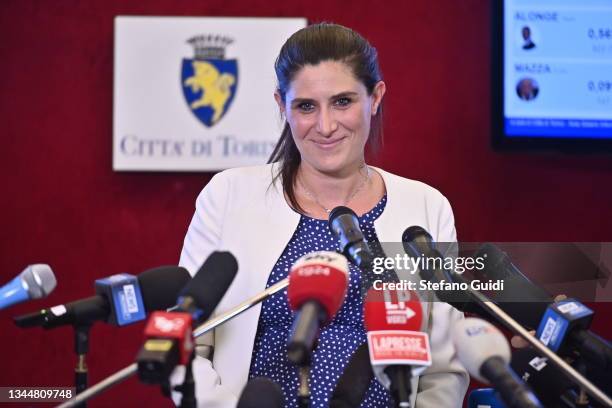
[174,163,468,407]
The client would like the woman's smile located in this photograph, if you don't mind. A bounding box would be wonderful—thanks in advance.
[311,136,347,150]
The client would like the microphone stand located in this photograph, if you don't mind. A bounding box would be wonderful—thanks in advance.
[297,365,311,408]
[73,323,92,408]
[174,351,196,408]
[386,366,412,408]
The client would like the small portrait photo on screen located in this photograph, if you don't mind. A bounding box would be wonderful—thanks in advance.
[516,77,539,101]
[520,25,536,50]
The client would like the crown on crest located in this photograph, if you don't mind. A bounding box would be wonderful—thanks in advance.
[187,35,234,60]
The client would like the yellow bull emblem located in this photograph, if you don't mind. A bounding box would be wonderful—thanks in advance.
[184,61,236,125]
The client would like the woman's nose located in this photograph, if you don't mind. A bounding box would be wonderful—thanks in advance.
[316,108,338,137]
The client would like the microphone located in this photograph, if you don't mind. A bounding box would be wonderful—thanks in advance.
[472,242,553,331]
[0,264,56,310]
[237,377,285,408]
[476,243,612,371]
[14,266,190,329]
[452,317,543,408]
[364,288,431,408]
[328,206,374,268]
[330,342,374,408]
[287,251,349,365]
[137,251,238,384]
[401,226,490,316]
[511,348,595,408]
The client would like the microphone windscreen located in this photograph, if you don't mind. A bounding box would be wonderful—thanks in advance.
[475,244,551,301]
[401,226,434,257]
[23,264,57,299]
[237,377,284,408]
[401,226,432,246]
[138,266,191,312]
[452,318,511,383]
[287,251,349,319]
[328,205,356,228]
[181,251,238,321]
[475,243,553,329]
[363,288,423,332]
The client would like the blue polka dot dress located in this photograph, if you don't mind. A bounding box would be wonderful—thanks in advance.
[248,195,391,407]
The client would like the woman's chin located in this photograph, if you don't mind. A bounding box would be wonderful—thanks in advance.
[303,157,361,176]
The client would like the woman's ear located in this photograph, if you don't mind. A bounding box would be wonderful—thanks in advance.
[371,81,386,115]
[274,91,285,116]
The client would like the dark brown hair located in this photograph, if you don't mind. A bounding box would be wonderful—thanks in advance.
[267,22,384,212]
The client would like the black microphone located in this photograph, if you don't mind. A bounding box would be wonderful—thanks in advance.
[453,318,543,408]
[176,252,238,323]
[511,348,594,408]
[14,266,191,329]
[237,377,285,408]
[476,244,612,372]
[474,243,553,328]
[330,342,373,408]
[401,226,489,315]
[328,206,374,268]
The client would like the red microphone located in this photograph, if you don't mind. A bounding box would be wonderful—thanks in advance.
[138,311,194,384]
[136,251,238,385]
[364,288,432,408]
[287,251,349,365]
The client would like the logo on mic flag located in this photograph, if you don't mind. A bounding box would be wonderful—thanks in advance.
[95,273,145,326]
[364,289,423,330]
[288,251,349,319]
[383,293,417,325]
[145,311,193,338]
[153,315,187,333]
[144,311,194,365]
[367,330,432,367]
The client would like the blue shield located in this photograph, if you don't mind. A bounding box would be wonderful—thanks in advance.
[181,58,238,127]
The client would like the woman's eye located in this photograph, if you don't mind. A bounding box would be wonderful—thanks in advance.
[297,102,315,112]
[334,97,352,107]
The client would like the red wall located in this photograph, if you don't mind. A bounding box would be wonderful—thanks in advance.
[1,1,610,406]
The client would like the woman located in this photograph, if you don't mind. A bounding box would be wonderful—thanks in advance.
[176,23,468,407]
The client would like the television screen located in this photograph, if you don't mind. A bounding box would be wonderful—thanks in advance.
[492,0,612,150]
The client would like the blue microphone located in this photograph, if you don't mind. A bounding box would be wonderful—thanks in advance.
[14,266,190,329]
[0,264,56,310]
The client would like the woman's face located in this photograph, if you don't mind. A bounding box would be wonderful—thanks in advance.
[276,61,385,176]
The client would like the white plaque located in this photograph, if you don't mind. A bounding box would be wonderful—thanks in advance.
[113,16,307,171]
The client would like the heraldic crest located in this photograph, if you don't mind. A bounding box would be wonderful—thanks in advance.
[181,35,238,127]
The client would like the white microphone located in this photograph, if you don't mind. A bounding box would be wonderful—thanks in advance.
[452,318,542,408]
[0,264,56,310]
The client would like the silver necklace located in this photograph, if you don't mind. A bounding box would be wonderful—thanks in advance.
[299,166,371,214]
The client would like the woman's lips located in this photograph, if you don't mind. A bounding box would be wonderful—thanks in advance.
[312,137,346,149]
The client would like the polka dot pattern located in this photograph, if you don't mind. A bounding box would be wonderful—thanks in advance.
[248,196,390,407]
